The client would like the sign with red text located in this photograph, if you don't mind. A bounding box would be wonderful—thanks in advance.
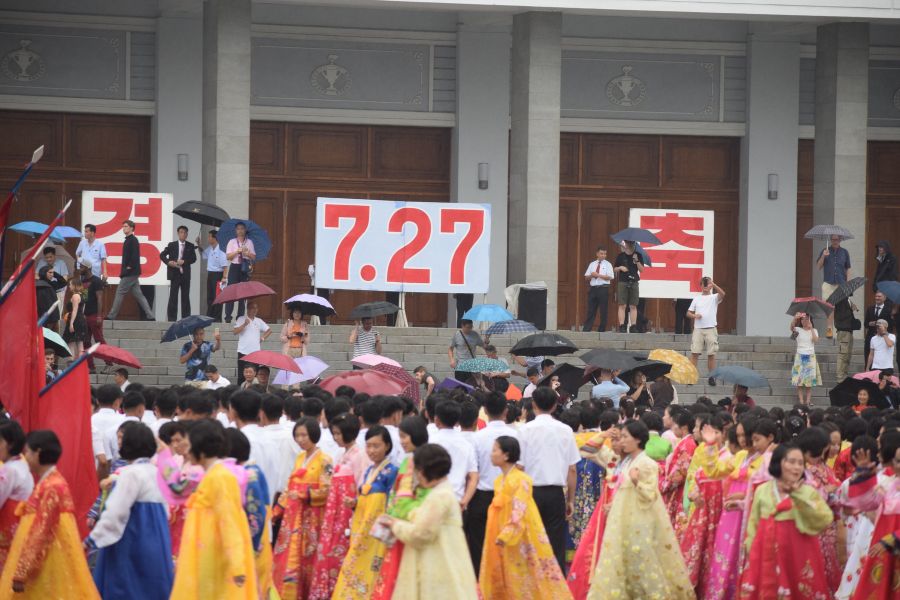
[81,191,174,285]
[628,208,714,299]
[315,198,491,293]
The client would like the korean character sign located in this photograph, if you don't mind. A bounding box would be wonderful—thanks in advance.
[81,191,174,285]
[315,198,491,293]
[628,208,714,299]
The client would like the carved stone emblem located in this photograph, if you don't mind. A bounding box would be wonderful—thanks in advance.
[1,40,46,82]
[310,54,350,96]
[606,65,646,108]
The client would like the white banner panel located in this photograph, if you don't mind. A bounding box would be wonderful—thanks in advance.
[81,191,174,285]
[315,198,491,293]
[628,208,715,299]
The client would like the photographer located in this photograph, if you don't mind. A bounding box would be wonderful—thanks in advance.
[280,307,309,358]
[614,240,645,333]
[866,318,896,375]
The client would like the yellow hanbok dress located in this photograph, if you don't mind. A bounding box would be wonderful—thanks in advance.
[480,467,572,600]
[170,461,258,600]
[0,468,99,600]
[587,451,694,600]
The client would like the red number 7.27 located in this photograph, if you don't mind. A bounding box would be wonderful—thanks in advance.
[323,203,370,281]
[440,208,484,285]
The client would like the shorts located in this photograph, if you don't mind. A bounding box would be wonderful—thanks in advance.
[617,281,640,306]
[821,282,839,302]
[691,327,719,355]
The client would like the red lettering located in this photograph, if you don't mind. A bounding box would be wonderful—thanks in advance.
[440,208,484,285]
[642,249,705,292]
[134,197,163,241]
[91,197,133,238]
[323,203,370,281]
[105,242,123,277]
[101,243,162,279]
[640,213,705,249]
[386,207,432,285]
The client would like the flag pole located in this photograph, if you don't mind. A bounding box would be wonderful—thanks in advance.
[37,299,60,327]
[6,198,72,286]
[40,343,98,397]
[0,146,45,281]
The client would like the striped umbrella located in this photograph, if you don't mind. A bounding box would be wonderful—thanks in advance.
[484,320,538,336]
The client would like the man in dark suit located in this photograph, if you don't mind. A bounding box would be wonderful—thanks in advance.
[864,290,894,366]
[159,225,197,321]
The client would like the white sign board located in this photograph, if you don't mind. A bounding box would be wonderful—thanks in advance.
[81,191,174,285]
[315,198,491,293]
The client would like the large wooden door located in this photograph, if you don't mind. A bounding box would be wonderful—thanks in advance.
[558,133,741,333]
[0,110,151,320]
[250,122,450,326]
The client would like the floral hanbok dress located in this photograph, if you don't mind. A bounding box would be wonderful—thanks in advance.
[567,430,605,563]
[662,435,697,530]
[852,471,900,599]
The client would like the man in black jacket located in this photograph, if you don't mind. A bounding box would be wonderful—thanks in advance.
[864,290,894,366]
[159,225,197,321]
[874,240,898,292]
[107,219,154,320]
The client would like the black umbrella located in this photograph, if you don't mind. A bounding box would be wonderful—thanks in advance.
[580,348,637,371]
[536,363,587,397]
[349,301,399,320]
[161,315,215,343]
[509,332,578,357]
[173,201,230,227]
[620,359,672,383]
[826,276,866,306]
[611,227,662,245]
[786,297,834,320]
[829,377,890,409]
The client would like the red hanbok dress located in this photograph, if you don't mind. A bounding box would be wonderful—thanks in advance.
[661,435,697,530]
[852,473,900,599]
[679,443,727,594]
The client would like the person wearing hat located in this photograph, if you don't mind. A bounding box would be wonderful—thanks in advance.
[867,318,896,375]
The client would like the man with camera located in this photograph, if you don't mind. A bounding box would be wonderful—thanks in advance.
[614,240,644,333]
[867,318,896,375]
[687,276,726,386]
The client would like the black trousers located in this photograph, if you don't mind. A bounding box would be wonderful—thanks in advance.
[674,298,694,334]
[582,286,609,332]
[206,271,223,321]
[224,267,249,321]
[455,293,474,328]
[463,489,493,571]
[532,485,567,573]
[167,272,191,321]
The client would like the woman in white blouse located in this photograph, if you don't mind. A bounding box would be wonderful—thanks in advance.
[790,312,821,406]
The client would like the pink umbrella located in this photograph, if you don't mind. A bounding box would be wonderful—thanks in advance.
[853,370,900,386]
[241,350,301,373]
[319,370,406,396]
[350,354,401,369]
[93,344,143,369]
[213,281,275,305]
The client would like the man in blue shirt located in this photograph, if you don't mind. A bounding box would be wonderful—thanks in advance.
[75,224,108,280]
[179,326,221,382]
[197,229,229,321]
[816,234,852,338]
[590,368,630,407]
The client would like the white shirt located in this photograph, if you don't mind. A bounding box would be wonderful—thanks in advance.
[688,293,722,329]
[871,334,896,369]
[584,259,614,287]
[87,461,167,548]
[141,412,157,427]
[104,415,140,461]
[120,380,131,393]
[0,458,33,505]
[241,423,282,498]
[150,417,171,437]
[75,238,108,277]
[471,420,519,491]
[235,316,270,355]
[91,408,125,459]
[318,426,344,465]
[384,424,405,467]
[430,428,478,501]
[203,244,229,272]
[261,422,297,494]
[523,383,537,398]
[793,327,818,355]
[204,376,232,390]
[216,412,233,429]
[426,422,438,441]
[517,414,580,487]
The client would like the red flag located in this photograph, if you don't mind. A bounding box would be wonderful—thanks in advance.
[36,357,98,538]
[0,262,45,431]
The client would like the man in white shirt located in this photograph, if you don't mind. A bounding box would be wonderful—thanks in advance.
[113,368,130,393]
[202,365,232,390]
[197,229,229,321]
[687,277,726,386]
[583,245,614,332]
[867,318,896,373]
[522,367,540,399]
[430,401,478,510]
[380,396,406,466]
[75,224,109,280]
[104,391,145,461]
[229,390,281,500]
[92,385,124,480]
[464,392,517,570]
[260,394,296,494]
[150,388,178,437]
[517,386,580,572]
[234,301,272,376]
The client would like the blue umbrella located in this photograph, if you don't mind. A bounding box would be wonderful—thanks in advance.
[877,281,900,305]
[456,358,510,373]
[9,221,81,244]
[217,218,272,261]
[708,366,770,389]
[161,315,215,343]
[611,227,662,245]
[463,304,514,323]
[633,241,652,267]
[484,319,538,336]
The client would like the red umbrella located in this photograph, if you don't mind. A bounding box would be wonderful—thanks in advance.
[93,344,142,369]
[369,363,421,407]
[319,370,405,396]
[213,281,276,305]
[240,350,302,373]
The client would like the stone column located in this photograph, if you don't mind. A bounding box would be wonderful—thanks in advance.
[737,38,800,336]
[813,23,868,298]
[508,12,562,330]
[452,14,511,316]
[202,0,251,219]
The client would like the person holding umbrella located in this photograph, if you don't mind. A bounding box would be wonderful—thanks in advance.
[280,307,309,358]
[196,229,229,321]
[613,240,644,333]
[349,317,381,359]
[223,221,256,323]
[179,326,221,383]
[789,312,820,406]
[816,233,852,338]
[234,301,271,375]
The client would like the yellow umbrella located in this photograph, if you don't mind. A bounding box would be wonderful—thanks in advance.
[647,348,699,385]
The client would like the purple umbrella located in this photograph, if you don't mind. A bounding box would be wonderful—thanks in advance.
[436,377,474,393]
[284,293,336,318]
[272,356,330,386]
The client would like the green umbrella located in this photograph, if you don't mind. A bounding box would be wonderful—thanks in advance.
[42,327,71,358]
[456,358,510,373]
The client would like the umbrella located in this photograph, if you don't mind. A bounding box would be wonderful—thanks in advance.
[161,315,215,343]
[349,301,399,320]
[853,370,900,387]
[463,304,515,323]
[455,358,511,373]
[369,363,421,407]
[217,218,273,261]
[633,242,652,267]
[484,320,537,336]
[829,377,890,409]
[351,354,402,369]
[241,350,302,373]
[509,332,578,357]
[42,327,72,358]
[92,344,142,369]
[611,227,662,245]
[319,370,406,396]
[619,359,672,383]
[804,225,854,241]
[272,356,329,386]
[580,348,638,371]
[213,281,276,305]
[173,200,230,227]
[9,221,80,244]
[436,377,475,393]
[647,348,699,385]
[536,363,586,397]
[877,281,900,305]
[284,294,336,318]
[786,297,834,320]
[826,277,866,306]
[708,366,770,389]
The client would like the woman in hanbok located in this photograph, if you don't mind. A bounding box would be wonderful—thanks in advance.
[382,443,479,600]
[587,420,694,600]
[155,420,202,558]
[0,430,99,598]
[0,421,33,566]
[661,409,698,529]
[567,410,606,563]
[170,420,257,600]
[480,436,572,600]
[738,443,834,600]
[273,417,333,600]
[86,422,173,600]
[332,425,399,599]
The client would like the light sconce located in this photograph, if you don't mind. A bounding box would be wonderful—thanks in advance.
[767,173,778,200]
[478,162,489,190]
[177,154,189,181]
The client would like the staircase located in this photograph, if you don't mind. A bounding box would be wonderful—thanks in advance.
[86,321,867,409]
